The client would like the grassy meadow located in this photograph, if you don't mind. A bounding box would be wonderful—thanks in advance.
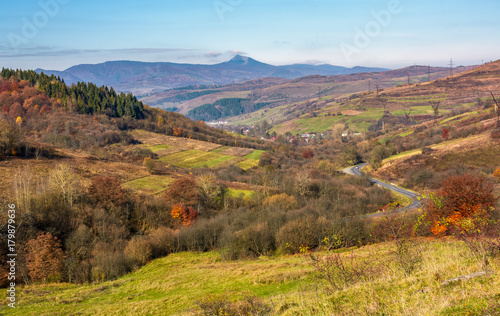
[2,238,499,315]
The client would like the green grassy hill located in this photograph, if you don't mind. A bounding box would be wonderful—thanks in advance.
[2,239,499,315]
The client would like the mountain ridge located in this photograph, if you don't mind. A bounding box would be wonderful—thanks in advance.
[36,55,390,95]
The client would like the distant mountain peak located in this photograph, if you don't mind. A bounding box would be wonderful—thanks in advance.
[228,54,253,64]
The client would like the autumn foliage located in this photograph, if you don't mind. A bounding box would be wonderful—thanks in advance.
[170,203,199,227]
[494,168,500,180]
[25,232,65,283]
[88,176,128,207]
[164,177,200,207]
[426,174,497,236]
[302,149,314,159]
[441,128,449,140]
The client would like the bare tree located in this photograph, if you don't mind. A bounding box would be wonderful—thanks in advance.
[403,108,412,125]
[430,101,440,119]
[490,92,500,128]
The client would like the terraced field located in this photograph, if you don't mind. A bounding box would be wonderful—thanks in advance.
[123,175,174,195]
[237,150,264,169]
[159,149,238,168]
[128,129,265,170]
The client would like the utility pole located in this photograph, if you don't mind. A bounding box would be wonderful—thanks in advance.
[449,58,454,77]
[427,65,431,82]
[368,78,371,92]
[407,74,410,85]
[376,84,380,96]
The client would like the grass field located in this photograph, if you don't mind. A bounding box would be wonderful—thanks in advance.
[4,239,499,315]
[243,150,265,161]
[226,188,255,199]
[236,150,265,169]
[122,175,174,195]
[148,144,172,153]
[160,149,237,169]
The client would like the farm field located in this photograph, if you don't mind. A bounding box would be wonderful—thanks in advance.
[122,175,174,195]
[159,149,238,168]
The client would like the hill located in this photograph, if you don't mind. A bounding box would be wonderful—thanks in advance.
[1,64,499,316]
[2,240,499,315]
[36,55,389,95]
[141,64,470,120]
[231,60,493,135]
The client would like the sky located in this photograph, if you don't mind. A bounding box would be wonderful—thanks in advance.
[0,0,499,70]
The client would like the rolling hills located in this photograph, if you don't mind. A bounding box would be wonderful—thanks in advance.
[36,55,389,96]
[228,60,498,135]
[141,64,472,120]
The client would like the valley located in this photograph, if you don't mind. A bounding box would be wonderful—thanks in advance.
[1,59,499,316]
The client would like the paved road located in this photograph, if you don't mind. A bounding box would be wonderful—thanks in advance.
[342,163,422,217]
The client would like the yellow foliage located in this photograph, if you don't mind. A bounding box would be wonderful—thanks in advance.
[15,116,22,125]
[493,168,500,180]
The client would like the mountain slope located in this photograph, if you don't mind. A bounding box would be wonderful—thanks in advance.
[143,64,472,120]
[37,55,389,95]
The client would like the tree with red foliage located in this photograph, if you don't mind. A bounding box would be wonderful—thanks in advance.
[302,149,314,159]
[170,203,199,227]
[25,232,65,283]
[426,174,497,236]
[442,128,449,140]
[88,175,128,207]
[164,177,200,207]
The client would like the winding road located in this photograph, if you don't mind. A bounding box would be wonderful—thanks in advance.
[342,163,422,217]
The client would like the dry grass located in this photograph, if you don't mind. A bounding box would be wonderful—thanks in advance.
[130,130,221,152]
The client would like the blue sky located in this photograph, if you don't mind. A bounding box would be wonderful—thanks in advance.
[0,0,499,70]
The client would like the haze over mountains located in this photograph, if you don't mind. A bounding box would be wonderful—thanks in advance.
[36,55,389,95]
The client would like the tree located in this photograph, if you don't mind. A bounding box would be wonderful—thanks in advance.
[426,174,497,236]
[164,177,200,207]
[88,176,128,207]
[430,101,440,119]
[490,92,500,128]
[442,128,449,140]
[50,163,80,207]
[302,149,313,159]
[143,157,155,174]
[170,203,199,227]
[341,145,361,166]
[493,168,500,180]
[197,173,226,210]
[25,232,65,283]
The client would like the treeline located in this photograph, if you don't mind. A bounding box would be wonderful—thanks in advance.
[187,98,271,121]
[1,68,145,118]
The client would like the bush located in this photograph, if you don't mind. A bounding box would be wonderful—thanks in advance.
[276,216,329,253]
[195,292,273,316]
[262,193,297,211]
[147,227,177,258]
[124,237,152,268]
[309,251,380,293]
[91,242,131,282]
[426,173,497,236]
[220,223,275,260]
